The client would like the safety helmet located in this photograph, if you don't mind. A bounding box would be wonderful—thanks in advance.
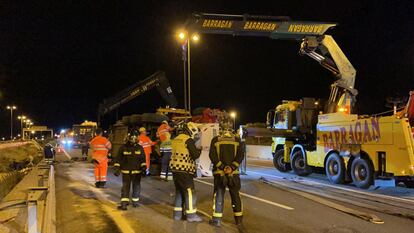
[185,122,200,138]
[125,130,139,145]
[139,127,146,133]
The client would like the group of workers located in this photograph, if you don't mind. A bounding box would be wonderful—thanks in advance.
[88,120,245,227]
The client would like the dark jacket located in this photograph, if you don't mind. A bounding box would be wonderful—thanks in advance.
[114,143,146,173]
[209,134,244,175]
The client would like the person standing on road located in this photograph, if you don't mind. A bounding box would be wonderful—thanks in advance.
[44,142,55,162]
[159,131,173,181]
[113,130,146,210]
[138,127,156,176]
[170,122,203,222]
[208,126,245,227]
[158,121,173,181]
[80,135,89,161]
[90,128,112,188]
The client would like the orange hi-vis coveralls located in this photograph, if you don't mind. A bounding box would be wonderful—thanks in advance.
[90,136,112,182]
[157,123,171,142]
[138,134,156,171]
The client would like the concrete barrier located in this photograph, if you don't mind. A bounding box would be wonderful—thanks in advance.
[246,145,272,160]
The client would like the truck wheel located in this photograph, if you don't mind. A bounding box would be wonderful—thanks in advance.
[291,151,311,176]
[350,157,373,189]
[273,149,291,172]
[325,152,345,184]
[403,181,414,188]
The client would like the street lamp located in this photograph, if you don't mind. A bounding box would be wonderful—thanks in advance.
[177,30,200,113]
[230,111,237,130]
[6,106,17,140]
[18,115,26,140]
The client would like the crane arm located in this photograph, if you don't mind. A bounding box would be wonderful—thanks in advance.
[185,13,357,113]
[98,71,177,117]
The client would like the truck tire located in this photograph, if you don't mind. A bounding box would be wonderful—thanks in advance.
[350,156,373,189]
[403,181,414,188]
[325,152,345,184]
[273,149,291,172]
[291,150,311,176]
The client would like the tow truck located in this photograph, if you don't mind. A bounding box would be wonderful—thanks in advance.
[183,13,414,188]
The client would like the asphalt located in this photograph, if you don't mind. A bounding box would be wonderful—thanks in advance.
[55,148,414,233]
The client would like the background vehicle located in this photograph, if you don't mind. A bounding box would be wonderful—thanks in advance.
[72,121,97,148]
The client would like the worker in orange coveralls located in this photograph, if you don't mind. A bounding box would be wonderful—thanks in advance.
[90,128,112,188]
[138,127,157,176]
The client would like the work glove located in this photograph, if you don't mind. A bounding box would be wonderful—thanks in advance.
[91,159,100,165]
[114,167,121,177]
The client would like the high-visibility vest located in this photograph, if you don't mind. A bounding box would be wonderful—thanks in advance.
[138,134,153,155]
[170,134,196,174]
[157,124,171,142]
[90,136,111,158]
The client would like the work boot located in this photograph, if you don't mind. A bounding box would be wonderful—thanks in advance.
[132,202,139,208]
[100,181,106,188]
[173,211,182,221]
[95,182,100,188]
[235,216,243,225]
[209,217,222,227]
[186,214,202,223]
[118,202,128,211]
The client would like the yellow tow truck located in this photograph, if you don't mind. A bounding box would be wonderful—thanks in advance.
[184,13,414,188]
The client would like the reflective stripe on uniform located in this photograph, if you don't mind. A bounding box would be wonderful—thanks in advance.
[141,163,146,167]
[234,212,243,216]
[131,198,139,202]
[232,161,240,167]
[186,209,197,214]
[121,170,130,174]
[213,212,223,217]
[174,207,182,211]
[114,163,120,167]
[131,170,140,174]
[215,161,222,168]
[187,188,194,213]
[121,198,129,202]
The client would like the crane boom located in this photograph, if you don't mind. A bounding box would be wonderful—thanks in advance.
[185,13,357,113]
[98,71,177,120]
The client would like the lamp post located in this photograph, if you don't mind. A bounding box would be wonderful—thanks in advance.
[230,111,237,130]
[18,115,26,140]
[177,31,200,113]
[6,106,17,140]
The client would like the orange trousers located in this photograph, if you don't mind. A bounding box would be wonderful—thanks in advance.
[145,152,150,171]
[94,158,108,182]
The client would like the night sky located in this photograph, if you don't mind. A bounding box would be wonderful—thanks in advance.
[1,0,413,137]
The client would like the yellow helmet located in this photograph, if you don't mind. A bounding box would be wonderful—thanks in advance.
[139,127,146,133]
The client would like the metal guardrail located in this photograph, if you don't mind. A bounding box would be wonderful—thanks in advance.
[27,161,56,233]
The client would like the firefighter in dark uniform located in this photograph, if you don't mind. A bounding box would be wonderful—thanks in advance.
[170,122,202,222]
[113,130,146,210]
[208,127,245,227]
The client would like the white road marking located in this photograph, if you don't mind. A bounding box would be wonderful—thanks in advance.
[248,170,414,204]
[62,149,72,160]
[195,179,294,210]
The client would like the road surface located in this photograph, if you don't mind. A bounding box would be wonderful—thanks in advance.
[54,148,414,233]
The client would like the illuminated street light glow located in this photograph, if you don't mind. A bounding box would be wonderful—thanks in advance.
[230,112,236,118]
[177,31,186,40]
[192,34,200,42]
